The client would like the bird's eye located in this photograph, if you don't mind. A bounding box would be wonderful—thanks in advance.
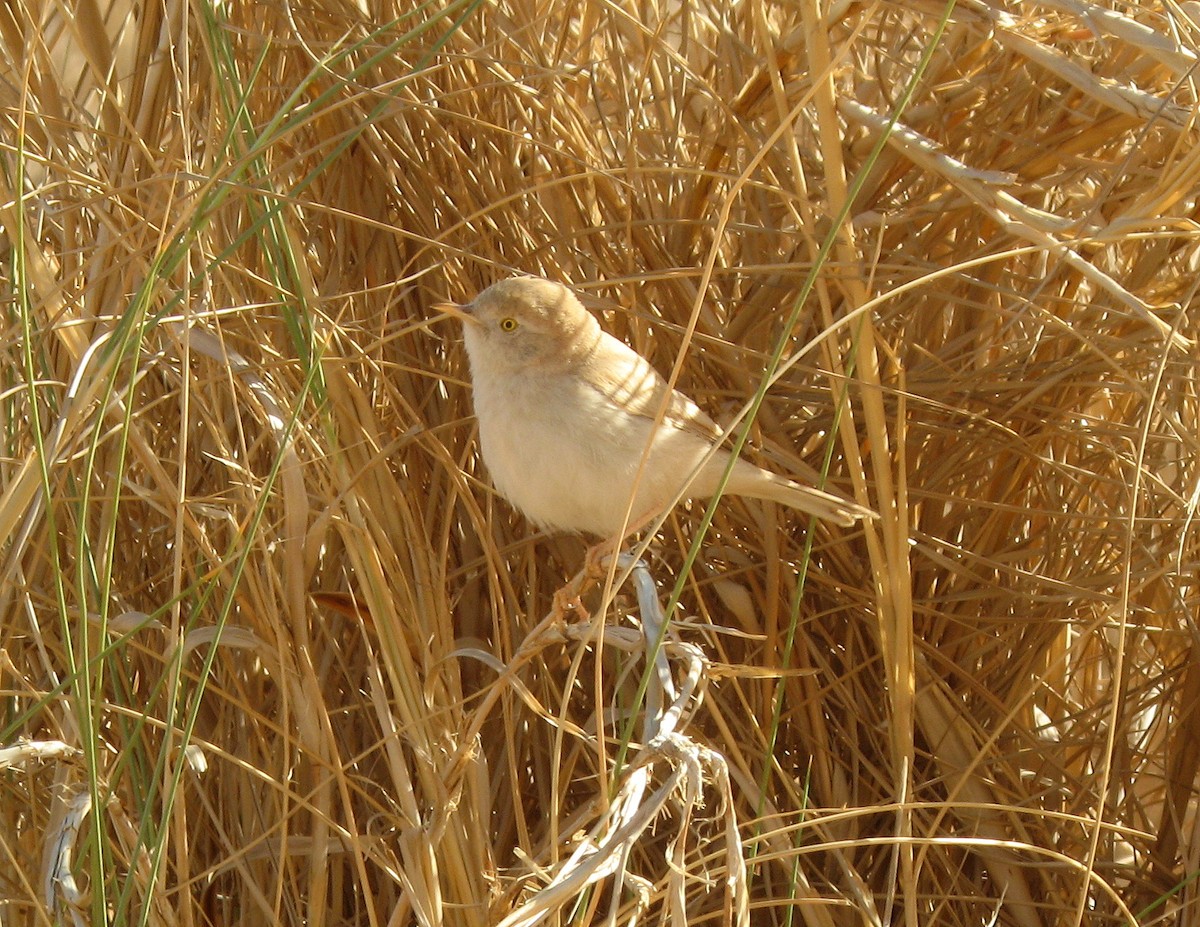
[499,317,519,332]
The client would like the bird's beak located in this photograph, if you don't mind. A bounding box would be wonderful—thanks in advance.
[433,301,483,327]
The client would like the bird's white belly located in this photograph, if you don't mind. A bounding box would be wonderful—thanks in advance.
[472,370,692,536]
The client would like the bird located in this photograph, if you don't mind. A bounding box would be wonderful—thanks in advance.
[436,275,873,540]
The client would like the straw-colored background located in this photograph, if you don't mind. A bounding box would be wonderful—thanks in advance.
[2,1,1198,925]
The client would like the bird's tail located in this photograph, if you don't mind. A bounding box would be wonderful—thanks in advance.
[728,461,875,527]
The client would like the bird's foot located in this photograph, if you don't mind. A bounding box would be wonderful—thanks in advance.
[551,570,591,620]
[552,540,622,620]
[583,539,619,580]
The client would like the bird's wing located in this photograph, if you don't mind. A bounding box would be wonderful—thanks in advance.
[578,333,723,441]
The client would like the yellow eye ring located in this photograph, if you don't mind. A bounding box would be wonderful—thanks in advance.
[499,317,518,332]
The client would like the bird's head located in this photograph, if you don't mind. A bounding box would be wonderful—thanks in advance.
[436,276,600,374]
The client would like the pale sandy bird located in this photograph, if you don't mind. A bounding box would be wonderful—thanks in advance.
[437,276,873,539]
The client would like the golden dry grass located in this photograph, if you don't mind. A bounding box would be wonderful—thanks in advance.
[2,1,1199,925]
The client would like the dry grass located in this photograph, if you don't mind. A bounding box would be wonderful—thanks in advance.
[2,0,1199,925]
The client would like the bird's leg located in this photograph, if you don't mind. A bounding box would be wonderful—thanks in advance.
[551,540,629,620]
[550,543,614,619]
[552,544,620,623]
[582,539,618,580]
[551,568,591,619]
[582,508,661,580]
[556,510,662,620]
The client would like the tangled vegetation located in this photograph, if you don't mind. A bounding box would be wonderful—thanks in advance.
[1,1,1198,925]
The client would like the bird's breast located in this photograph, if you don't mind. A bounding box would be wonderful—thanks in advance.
[469,367,664,535]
